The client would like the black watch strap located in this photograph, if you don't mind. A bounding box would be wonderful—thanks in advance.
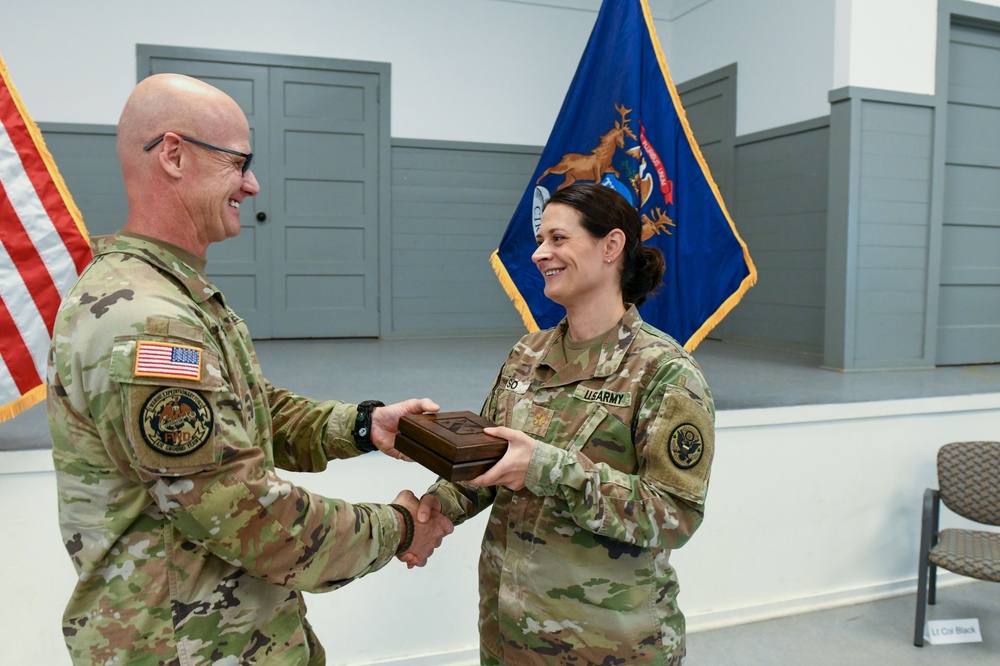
[352,400,384,452]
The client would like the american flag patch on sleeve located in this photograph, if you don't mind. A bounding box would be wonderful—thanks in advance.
[134,341,202,381]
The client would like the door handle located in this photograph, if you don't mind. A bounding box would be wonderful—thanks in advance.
[256,212,267,222]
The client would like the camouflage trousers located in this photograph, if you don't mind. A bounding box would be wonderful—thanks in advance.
[479,642,686,665]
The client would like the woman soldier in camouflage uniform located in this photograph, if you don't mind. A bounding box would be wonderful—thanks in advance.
[412,182,715,665]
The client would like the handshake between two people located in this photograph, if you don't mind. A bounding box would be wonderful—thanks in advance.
[368,398,455,568]
[389,490,453,568]
[391,424,539,568]
[374,398,540,568]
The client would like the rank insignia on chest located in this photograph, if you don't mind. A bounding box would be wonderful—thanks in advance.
[524,405,553,437]
[134,341,202,381]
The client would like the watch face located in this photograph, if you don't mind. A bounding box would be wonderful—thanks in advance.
[359,426,369,437]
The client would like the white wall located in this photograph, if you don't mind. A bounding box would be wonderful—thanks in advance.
[834,0,938,94]
[836,0,1000,94]
[662,0,837,135]
[666,0,1000,135]
[0,0,596,146]
[4,393,999,665]
[3,0,1000,145]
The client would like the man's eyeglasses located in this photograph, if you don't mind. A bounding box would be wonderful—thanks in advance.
[143,134,253,175]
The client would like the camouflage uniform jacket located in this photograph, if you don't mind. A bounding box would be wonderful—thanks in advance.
[428,306,715,665]
[47,232,405,665]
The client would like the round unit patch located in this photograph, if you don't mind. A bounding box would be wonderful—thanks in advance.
[668,423,704,469]
[140,387,214,456]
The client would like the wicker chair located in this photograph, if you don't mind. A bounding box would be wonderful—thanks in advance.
[914,440,1000,647]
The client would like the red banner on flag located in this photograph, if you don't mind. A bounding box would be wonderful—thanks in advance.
[0,54,91,422]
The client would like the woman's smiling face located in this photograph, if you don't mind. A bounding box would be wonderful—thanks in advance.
[531,202,609,310]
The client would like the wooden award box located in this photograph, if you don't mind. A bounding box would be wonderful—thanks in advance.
[394,411,508,482]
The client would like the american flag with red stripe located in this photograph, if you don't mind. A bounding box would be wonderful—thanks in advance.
[0,55,91,422]
[134,341,203,381]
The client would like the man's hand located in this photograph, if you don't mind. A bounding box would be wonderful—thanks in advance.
[465,426,537,491]
[392,490,453,568]
[371,398,439,460]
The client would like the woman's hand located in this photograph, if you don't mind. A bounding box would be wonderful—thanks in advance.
[466,426,538,491]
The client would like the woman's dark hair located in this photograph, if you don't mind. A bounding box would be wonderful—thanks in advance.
[544,182,665,306]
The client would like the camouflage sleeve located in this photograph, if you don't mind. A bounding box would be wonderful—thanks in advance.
[108,324,402,593]
[425,478,497,526]
[265,379,362,472]
[524,360,715,551]
[134,446,402,593]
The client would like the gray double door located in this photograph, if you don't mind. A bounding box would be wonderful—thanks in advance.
[146,54,381,338]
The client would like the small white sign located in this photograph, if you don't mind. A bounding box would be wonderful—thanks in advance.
[925,618,983,645]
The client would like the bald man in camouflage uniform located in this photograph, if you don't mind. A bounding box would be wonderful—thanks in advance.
[47,73,451,665]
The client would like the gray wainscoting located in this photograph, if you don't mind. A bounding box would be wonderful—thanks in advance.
[39,121,834,351]
[937,16,1000,365]
[387,139,538,338]
[825,89,937,371]
[38,123,125,237]
[724,117,831,355]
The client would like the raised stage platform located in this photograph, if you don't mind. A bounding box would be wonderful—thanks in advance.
[3,337,998,666]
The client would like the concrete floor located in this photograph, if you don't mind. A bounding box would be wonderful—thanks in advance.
[687,580,999,665]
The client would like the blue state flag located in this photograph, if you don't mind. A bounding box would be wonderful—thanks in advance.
[490,0,756,351]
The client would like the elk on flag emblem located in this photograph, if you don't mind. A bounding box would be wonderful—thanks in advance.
[491,0,756,351]
[0,54,91,421]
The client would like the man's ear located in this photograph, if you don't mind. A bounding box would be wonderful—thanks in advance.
[154,133,184,179]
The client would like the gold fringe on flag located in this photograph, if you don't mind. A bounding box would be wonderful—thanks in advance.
[0,385,46,423]
[639,0,757,352]
[490,250,539,333]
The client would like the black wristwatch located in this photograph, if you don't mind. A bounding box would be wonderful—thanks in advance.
[352,400,384,453]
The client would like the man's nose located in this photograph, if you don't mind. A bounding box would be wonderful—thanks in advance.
[243,168,261,195]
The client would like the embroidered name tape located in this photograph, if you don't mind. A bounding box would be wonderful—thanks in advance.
[503,377,530,394]
[574,386,631,407]
[134,341,202,381]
